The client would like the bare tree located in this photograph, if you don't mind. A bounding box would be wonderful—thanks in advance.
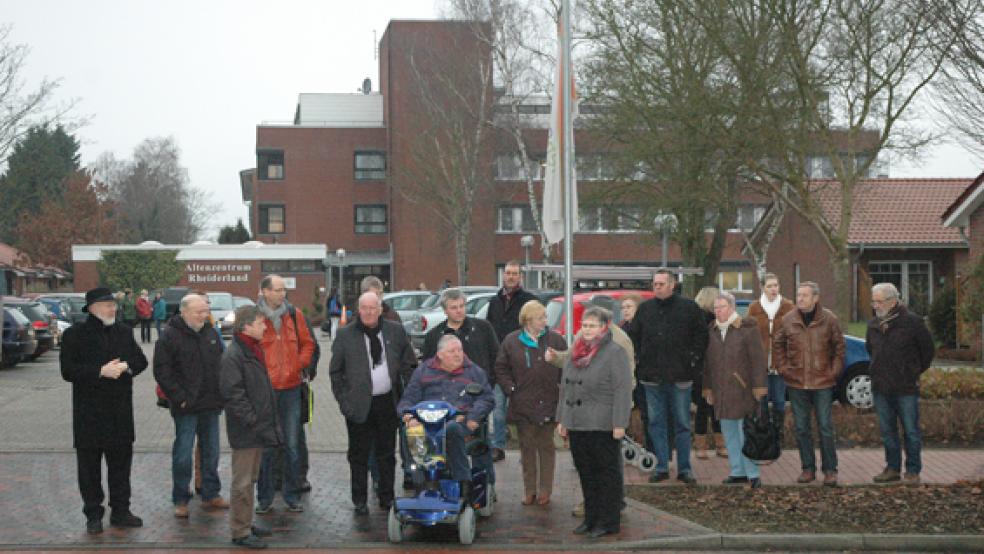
[92,137,216,244]
[693,0,962,321]
[0,24,77,168]
[394,23,496,285]
[932,1,984,156]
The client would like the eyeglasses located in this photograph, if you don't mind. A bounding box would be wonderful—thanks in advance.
[580,322,603,329]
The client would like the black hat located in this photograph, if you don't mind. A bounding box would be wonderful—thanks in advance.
[83,287,115,312]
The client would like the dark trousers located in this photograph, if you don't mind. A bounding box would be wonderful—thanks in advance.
[139,319,152,343]
[346,394,398,506]
[569,431,621,533]
[788,387,837,473]
[76,445,133,521]
[692,379,721,435]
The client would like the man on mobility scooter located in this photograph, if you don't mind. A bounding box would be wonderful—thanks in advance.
[390,334,495,544]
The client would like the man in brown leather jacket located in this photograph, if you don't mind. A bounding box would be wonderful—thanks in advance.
[772,281,845,486]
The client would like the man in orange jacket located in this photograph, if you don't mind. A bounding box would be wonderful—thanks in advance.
[254,274,316,513]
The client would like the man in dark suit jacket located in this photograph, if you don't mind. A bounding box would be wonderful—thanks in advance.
[329,292,416,515]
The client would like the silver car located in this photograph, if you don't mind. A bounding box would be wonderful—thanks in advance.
[207,292,236,336]
[383,291,436,328]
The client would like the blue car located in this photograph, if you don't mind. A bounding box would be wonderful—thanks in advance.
[737,299,872,409]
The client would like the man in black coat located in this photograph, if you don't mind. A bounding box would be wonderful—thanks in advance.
[154,293,228,518]
[60,287,148,535]
[220,305,283,549]
[484,260,539,461]
[866,282,935,486]
[422,288,499,377]
[626,270,708,484]
[329,292,416,515]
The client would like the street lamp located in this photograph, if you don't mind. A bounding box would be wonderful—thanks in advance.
[520,235,535,288]
[654,213,678,269]
[336,248,346,306]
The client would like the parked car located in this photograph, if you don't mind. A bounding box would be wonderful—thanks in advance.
[206,292,236,336]
[2,307,37,367]
[217,296,257,336]
[37,293,88,325]
[383,291,437,325]
[160,287,190,319]
[1,297,55,359]
[408,286,499,351]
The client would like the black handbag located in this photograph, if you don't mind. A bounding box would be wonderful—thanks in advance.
[742,402,782,461]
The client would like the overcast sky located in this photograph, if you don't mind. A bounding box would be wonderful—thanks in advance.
[4,1,982,240]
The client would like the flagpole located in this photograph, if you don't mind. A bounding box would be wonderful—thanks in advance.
[561,0,574,345]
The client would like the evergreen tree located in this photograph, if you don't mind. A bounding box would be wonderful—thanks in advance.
[0,124,80,241]
[217,218,251,244]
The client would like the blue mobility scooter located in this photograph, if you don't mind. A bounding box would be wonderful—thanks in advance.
[388,385,493,545]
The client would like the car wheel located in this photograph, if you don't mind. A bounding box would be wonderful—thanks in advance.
[839,364,872,409]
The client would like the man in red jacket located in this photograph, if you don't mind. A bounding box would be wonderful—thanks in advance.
[254,274,316,514]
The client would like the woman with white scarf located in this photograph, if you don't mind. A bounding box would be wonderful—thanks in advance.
[703,292,769,488]
[747,273,795,417]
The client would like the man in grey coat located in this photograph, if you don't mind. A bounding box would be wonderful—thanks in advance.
[329,292,416,515]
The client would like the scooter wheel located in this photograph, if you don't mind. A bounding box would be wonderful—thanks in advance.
[639,452,657,472]
[458,506,476,545]
[622,443,638,464]
[477,485,494,517]
[387,506,403,543]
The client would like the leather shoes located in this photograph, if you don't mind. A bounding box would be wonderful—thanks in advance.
[823,471,838,487]
[174,504,189,518]
[796,470,816,483]
[648,472,670,483]
[573,523,593,535]
[722,476,749,484]
[202,496,230,510]
[86,519,103,535]
[353,503,369,516]
[231,534,267,549]
[677,472,697,485]
[492,448,506,462]
[749,478,762,489]
[110,512,143,528]
[379,499,393,511]
[589,527,618,538]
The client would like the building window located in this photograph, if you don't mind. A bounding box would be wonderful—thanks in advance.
[576,155,616,181]
[258,205,285,234]
[494,154,543,181]
[717,270,755,293]
[258,150,284,180]
[355,205,387,234]
[354,151,386,180]
[497,204,537,232]
[703,204,767,232]
[261,260,323,273]
[576,206,642,232]
[868,261,932,316]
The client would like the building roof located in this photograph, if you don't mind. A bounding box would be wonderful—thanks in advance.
[0,242,72,278]
[810,178,973,247]
[72,243,327,262]
[941,171,984,228]
[287,93,384,127]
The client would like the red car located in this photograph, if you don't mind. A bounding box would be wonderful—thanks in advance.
[546,290,656,336]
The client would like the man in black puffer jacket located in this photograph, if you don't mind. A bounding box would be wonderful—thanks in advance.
[154,293,227,517]
[866,282,934,486]
[220,305,283,549]
[626,270,708,484]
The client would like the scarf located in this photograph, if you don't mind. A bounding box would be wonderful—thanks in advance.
[800,305,817,328]
[257,298,288,332]
[760,293,782,322]
[877,304,902,333]
[356,317,383,366]
[715,311,740,340]
[571,327,606,369]
[519,327,545,348]
[236,332,266,366]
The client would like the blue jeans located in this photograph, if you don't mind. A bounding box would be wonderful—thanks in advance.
[643,382,692,476]
[257,386,301,507]
[873,392,921,475]
[491,385,508,449]
[767,374,787,413]
[171,410,221,505]
[788,388,837,473]
[720,418,760,479]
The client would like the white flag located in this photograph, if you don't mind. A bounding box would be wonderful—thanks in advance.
[542,18,578,245]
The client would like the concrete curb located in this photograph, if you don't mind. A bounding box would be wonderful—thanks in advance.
[2,534,982,551]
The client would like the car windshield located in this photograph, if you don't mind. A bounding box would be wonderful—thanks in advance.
[388,294,428,310]
[420,295,441,309]
[5,308,31,326]
[66,298,87,312]
[14,304,46,322]
[207,294,234,310]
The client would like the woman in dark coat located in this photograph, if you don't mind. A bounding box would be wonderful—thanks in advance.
[556,306,632,538]
[494,300,567,506]
[703,292,768,488]
[60,287,149,534]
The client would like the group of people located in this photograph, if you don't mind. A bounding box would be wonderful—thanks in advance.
[113,288,168,343]
[59,261,935,548]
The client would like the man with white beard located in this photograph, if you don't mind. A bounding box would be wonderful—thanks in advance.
[60,287,149,535]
